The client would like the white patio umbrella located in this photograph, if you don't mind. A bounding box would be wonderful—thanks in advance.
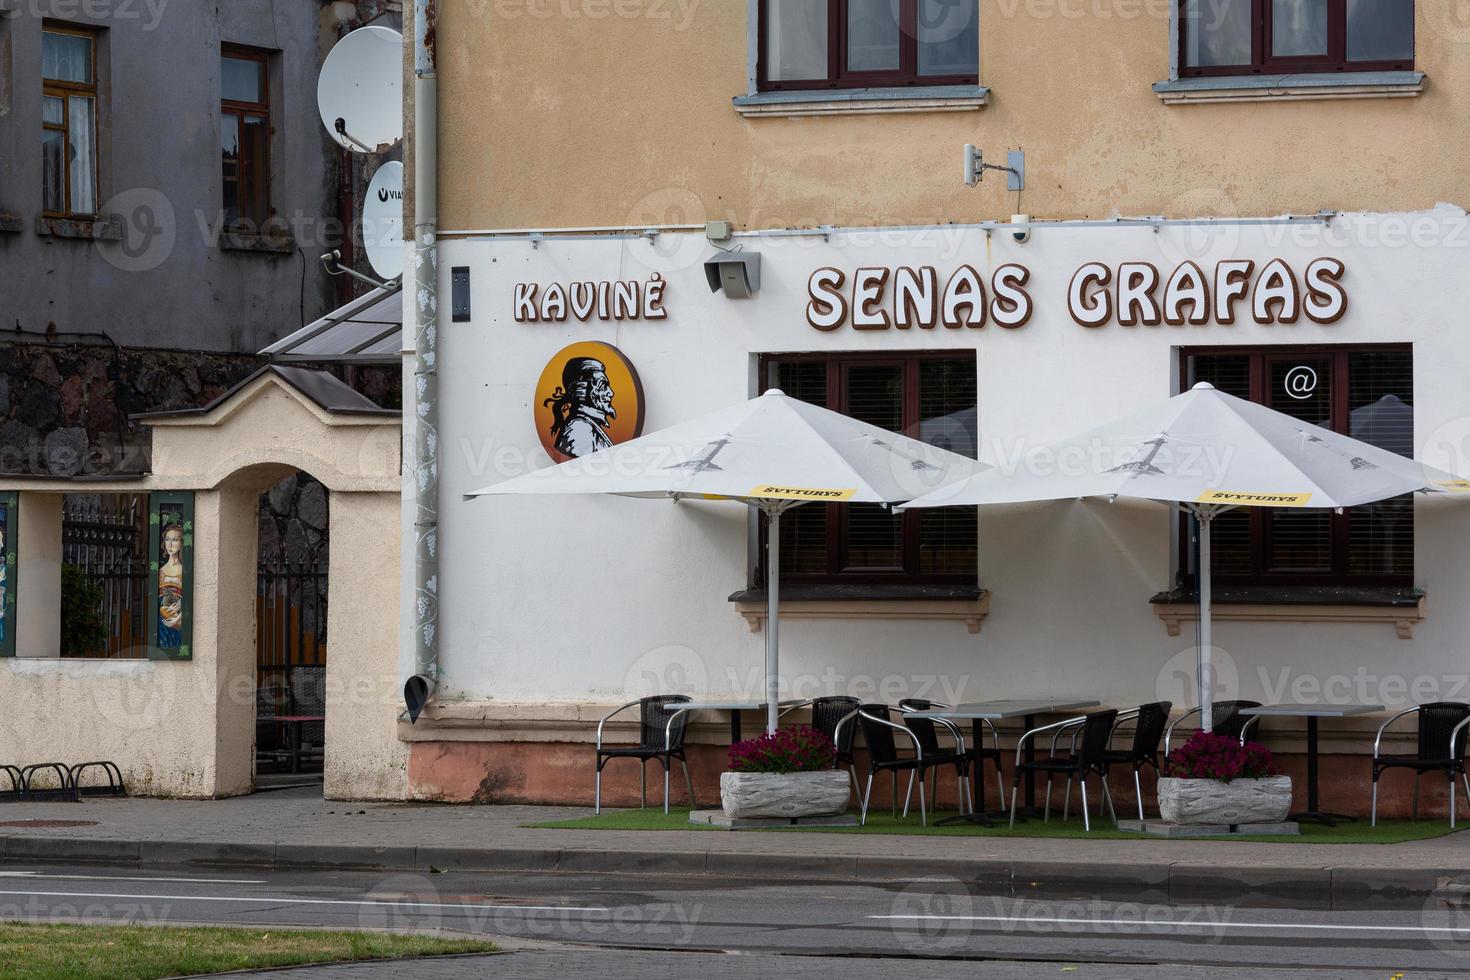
[902,382,1470,732]
[467,388,986,734]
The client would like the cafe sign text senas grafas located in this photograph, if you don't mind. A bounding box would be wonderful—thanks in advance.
[805,257,1347,331]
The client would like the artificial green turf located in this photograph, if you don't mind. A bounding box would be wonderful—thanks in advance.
[526,807,1462,843]
[0,923,498,980]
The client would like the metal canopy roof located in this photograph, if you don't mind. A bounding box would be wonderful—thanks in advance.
[260,284,403,364]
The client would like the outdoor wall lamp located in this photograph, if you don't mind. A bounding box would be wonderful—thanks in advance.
[705,251,761,300]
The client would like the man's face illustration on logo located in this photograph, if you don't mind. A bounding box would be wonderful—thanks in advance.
[535,343,644,462]
[569,360,615,418]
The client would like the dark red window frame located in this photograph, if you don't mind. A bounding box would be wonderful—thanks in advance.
[756,350,978,587]
[1178,344,1414,589]
[221,45,272,230]
[758,0,980,93]
[1178,0,1414,78]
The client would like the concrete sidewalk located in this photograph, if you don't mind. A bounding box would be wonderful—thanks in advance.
[1,786,1466,907]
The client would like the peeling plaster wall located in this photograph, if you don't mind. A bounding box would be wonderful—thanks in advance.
[324,490,408,800]
[430,4,1470,231]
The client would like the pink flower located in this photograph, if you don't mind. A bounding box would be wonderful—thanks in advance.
[1163,731,1279,783]
[727,725,836,773]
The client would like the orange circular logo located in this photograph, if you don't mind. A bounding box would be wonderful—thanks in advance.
[533,342,645,462]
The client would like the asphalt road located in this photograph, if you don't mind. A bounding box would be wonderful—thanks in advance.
[3,862,1469,978]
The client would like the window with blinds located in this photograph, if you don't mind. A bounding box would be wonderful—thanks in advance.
[758,352,978,585]
[1181,346,1414,587]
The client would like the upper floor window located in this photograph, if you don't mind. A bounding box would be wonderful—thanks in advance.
[42,26,98,218]
[1180,0,1414,77]
[759,0,979,92]
[1181,346,1414,588]
[221,47,271,230]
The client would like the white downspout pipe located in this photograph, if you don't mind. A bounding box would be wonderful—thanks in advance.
[405,0,439,723]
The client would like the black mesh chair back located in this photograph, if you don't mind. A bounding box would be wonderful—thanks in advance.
[898,698,944,755]
[1130,701,1173,759]
[811,696,861,761]
[857,704,902,765]
[1075,710,1121,770]
[1210,700,1262,741]
[1417,702,1470,761]
[639,695,692,750]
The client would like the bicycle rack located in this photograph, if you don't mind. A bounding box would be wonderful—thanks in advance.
[19,763,79,802]
[0,765,22,802]
[69,761,127,798]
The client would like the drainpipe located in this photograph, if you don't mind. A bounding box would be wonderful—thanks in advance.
[404,0,439,723]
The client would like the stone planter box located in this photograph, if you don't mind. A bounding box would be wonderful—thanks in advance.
[1157,775,1293,825]
[720,770,851,819]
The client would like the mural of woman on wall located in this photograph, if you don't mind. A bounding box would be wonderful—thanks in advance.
[157,523,185,651]
[0,521,7,646]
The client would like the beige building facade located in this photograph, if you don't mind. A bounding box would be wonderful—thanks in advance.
[401,1,1470,818]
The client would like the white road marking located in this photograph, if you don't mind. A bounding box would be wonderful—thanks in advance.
[0,889,608,914]
[872,914,1470,936]
[0,872,267,885]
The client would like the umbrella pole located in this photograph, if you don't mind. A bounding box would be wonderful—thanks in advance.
[1198,510,1214,733]
[765,505,781,735]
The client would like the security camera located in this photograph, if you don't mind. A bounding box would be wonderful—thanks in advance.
[1010,213,1032,245]
[704,251,761,299]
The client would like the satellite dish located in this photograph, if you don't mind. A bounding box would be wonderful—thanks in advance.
[363,161,404,280]
[318,25,402,153]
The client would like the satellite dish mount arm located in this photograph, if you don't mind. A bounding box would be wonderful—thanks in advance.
[320,249,394,291]
[334,117,376,154]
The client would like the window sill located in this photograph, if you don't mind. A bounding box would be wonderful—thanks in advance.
[733,85,989,118]
[219,231,296,255]
[35,216,123,240]
[1150,586,1426,639]
[0,212,21,234]
[729,584,989,634]
[1153,71,1424,105]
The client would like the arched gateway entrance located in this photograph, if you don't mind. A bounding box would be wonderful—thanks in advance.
[0,366,406,800]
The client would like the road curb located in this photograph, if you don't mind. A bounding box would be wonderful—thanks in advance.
[0,834,1453,907]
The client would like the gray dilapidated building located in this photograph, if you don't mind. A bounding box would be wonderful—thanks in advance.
[0,0,401,476]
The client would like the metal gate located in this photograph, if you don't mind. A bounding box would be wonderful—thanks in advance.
[256,562,328,772]
[61,493,148,659]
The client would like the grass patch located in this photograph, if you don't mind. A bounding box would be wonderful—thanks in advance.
[526,807,1462,844]
[0,923,497,980]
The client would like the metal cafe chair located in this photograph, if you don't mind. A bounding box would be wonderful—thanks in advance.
[1163,700,1263,757]
[1370,701,1470,828]
[594,694,694,815]
[899,698,1006,816]
[1104,701,1173,822]
[852,704,970,827]
[781,696,862,795]
[1009,709,1120,832]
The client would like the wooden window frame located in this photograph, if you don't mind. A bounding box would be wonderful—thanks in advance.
[756,350,978,586]
[757,0,980,93]
[41,24,99,219]
[220,45,272,230]
[1177,343,1414,589]
[1178,0,1414,78]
